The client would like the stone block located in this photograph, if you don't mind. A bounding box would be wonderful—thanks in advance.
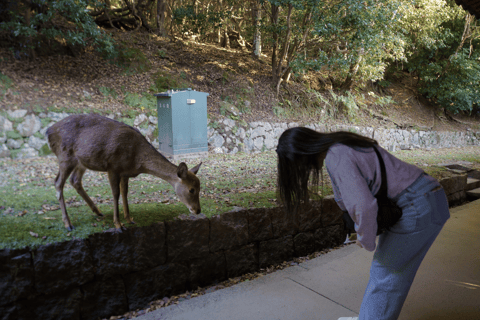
[297,201,322,232]
[166,218,209,262]
[210,210,248,252]
[268,207,296,238]
[247,208,273,242]
[225,244,258,278]
[0,248,34,306]
[189,252,227,289]
[34,239,94,294]
[314,225,345,251]
[439,175,467,195]
[124,263,189,310]
[0,303,16,320]
[447,190,466,206]
[89,222,166,276]
[293,232,315,257]
[80,276,128,320]
[322,196,344,227]
[16,287,82,320]
[259,236,294,268]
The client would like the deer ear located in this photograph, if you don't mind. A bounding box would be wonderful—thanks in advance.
[189,162,202,175]
[177,162,188,179]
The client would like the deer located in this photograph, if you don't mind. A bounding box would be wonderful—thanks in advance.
[46,114,202,231]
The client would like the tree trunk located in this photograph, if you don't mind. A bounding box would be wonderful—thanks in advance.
[341,49,364,90]
[156,0,167,36]
[270,4,280,85]
[252,0,262,59]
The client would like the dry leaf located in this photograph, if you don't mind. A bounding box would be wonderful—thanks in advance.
[44,217,56,220]
[29,231,39,238]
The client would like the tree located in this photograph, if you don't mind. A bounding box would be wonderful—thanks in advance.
[264,0,320,94]
[0,0,116,59]
[398,0,480,113]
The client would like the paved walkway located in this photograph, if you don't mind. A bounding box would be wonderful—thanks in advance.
[136,199,480,320]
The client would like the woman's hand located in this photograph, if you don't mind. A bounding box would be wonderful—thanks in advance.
[356,240,364,248]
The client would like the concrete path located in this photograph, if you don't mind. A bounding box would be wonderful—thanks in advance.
[136,199,480,320]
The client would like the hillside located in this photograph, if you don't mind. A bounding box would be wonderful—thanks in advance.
[1,30,479,133]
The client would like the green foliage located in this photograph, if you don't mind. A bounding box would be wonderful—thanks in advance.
[0,0,116,59]
[6,131,22,140]
[398,0,480,113]
[150,71,189,93]
[123,93,156,112]
[99,86,118,100]
[172,5,228,36]
[114,47,151,74]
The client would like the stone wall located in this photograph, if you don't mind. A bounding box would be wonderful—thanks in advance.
[1,110,480,159]
[0,174,469,320]
[0,197,344,320]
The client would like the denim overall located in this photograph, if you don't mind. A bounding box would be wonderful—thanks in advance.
[359,173,450,320]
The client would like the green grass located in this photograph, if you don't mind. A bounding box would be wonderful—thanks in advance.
[1,148,479,250]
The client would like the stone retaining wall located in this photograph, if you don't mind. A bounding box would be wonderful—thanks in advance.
[1,110,480,159]
[0,175,468,320]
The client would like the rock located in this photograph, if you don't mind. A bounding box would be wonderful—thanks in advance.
[220,101,241,116]
[47,112,70,122]
[225,243,258,278]
[134,113,148,126]
[14,146,38,159]
[247,208,274,242]
[80,276,128,320]
[7,109,27,118]
[28,136,47,150]
[33,239,94,294]
[0,144,10,158]
[123,263,189,311]
[209,210,248,252]
[6,139,22,149]
[17,114,42,137]
[89,223,166,277]
[165,218,209,262]
[208,132,225,149]
[259,235,294,268]
[189,252,227,289]
[0,248,34,306]
[139,125,156,142]
[293,232,316,257]
[16,287,82,320]
[0,116,13,132]
[148,116,158,124]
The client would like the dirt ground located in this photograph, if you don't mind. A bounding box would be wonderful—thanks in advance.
[1,31,479,134]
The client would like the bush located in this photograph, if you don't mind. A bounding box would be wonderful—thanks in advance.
[0,0,116,59]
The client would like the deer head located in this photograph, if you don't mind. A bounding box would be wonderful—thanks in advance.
[174,162,202,214]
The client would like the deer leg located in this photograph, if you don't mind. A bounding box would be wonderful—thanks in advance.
[69,165,103,217]
[120,177,135,224]
[107,171,124,231]
[55,162,75,231]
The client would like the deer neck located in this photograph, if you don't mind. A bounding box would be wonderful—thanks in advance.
[141,148,179,186]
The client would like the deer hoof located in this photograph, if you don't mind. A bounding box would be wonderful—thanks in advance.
[67,225,75,231]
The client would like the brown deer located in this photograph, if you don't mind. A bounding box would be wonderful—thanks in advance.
[46,114,202,231]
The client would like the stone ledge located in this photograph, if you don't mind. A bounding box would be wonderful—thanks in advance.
[0,173,472,320]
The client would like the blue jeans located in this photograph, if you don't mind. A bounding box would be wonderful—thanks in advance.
[359,173,450,320]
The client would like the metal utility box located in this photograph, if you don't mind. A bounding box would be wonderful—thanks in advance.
[154,88,209,159]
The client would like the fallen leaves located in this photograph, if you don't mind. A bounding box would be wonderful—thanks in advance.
[29,231,38,238]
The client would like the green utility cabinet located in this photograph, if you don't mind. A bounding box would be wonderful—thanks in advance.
[155,88,209,159]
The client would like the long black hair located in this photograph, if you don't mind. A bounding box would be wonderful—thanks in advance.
[276,127,378,215]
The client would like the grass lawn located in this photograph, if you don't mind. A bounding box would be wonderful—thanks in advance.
[1,148,479,250]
